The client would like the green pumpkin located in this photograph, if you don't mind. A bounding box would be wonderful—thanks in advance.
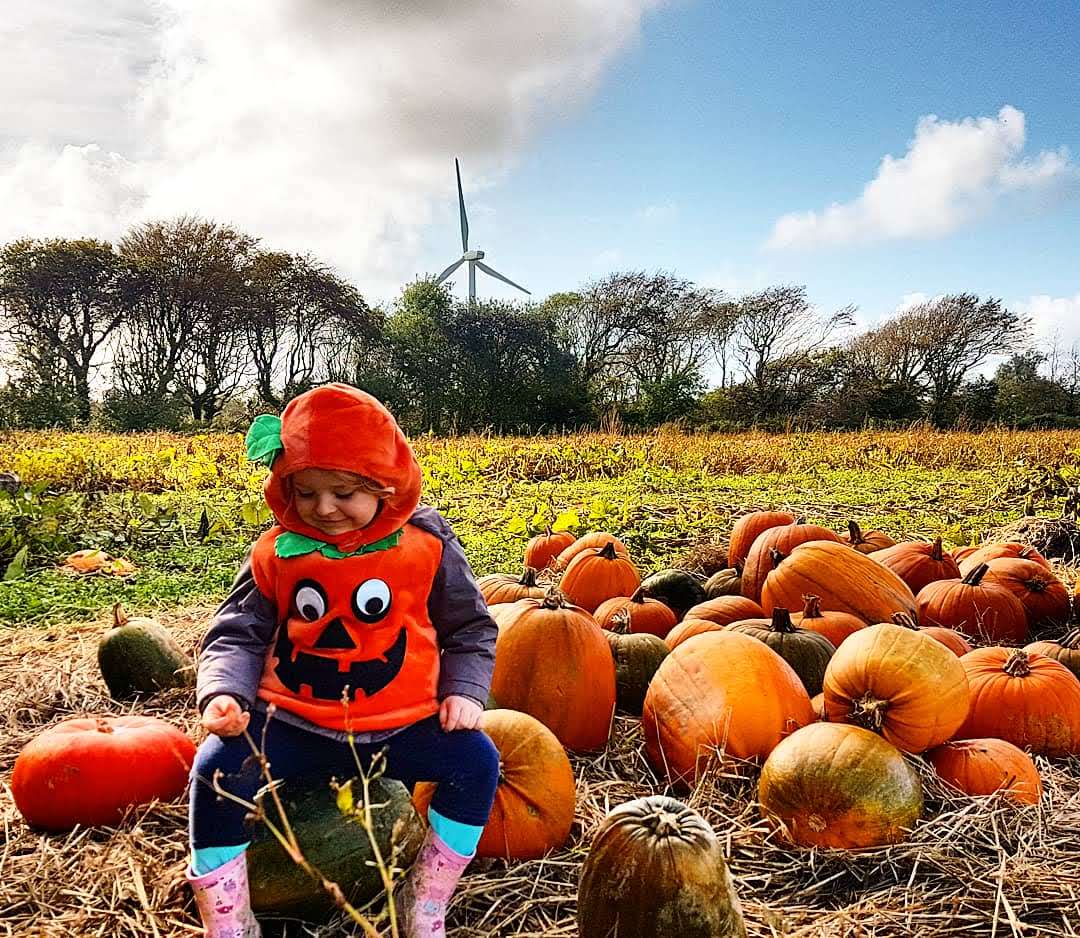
[606,631,669,715]
[728,607,836,696]
[639,569,706,620]
[97,604,194,700]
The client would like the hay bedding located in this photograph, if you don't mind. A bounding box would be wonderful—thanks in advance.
[2,608,1080,938]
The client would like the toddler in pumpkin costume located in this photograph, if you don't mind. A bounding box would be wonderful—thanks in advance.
[186,384,499,938]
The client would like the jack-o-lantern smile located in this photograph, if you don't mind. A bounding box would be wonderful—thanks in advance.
[272,576,408,700]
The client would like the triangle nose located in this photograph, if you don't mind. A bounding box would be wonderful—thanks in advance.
[314,617,356,650]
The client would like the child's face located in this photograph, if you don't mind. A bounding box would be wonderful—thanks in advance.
[290,468,380,535]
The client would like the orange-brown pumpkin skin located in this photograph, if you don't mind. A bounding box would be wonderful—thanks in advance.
[728,510,796,571]
[594,587,678,639]
[559,542,641,613]
[643,631,815,787]
[1025,630,1080,681]
[822,622,970,753]
[758,722,923,849]
[523,528,575,571]
[413,710,575,860]
[741,523,842,602]
[553,532,629,571]
[491,591,615,751]
[870,537,960,595]
[478,567,545,605]
[577,796,748,938]
[915,563,1028,645]
[957,647,1080,756]
[844,520,897,554]
[790,594,865,649]
[12,716,196,831]
[761,541,918,625]
[982,557,1070,633]
[727,607,836,697]
[928,739,1042,805]
[683,595,764,627]
[958,542,1051,575]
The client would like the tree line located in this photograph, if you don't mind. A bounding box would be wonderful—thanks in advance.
[0,216,1071,434]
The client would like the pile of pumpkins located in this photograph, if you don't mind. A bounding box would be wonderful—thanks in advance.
[475,512,1080,866]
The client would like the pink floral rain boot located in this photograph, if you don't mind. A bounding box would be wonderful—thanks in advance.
[396,826,472,938]
[185,851,262,938]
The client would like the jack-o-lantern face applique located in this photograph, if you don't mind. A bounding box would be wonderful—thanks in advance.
[271,575,408,701]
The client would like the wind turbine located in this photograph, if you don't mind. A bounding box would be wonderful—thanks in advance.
[435,158,530,305]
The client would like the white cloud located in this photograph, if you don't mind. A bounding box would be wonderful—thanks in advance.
[1017,293,1080,348]
[767,106,1076,250]
[638,200,678,223]
[0,0,663,295]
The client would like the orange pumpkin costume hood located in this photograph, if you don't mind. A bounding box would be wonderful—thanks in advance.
[260,384,422,552]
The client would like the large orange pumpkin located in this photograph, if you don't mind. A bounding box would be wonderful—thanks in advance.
[927,738,1042,805]
[870,537,960,595]
[553,532,629,571]
[822,622,970,753]
[982,557,1070,633]
[593,587,678,639]
[523,528,576,571]
[728,510,796,571]
[1026,629,1080,681]
[758,722,923,849]
[957,647,1080,756]
[843,520,896,554]
[12,716,196,831]
[915,562,1028,645]
[664,617,728,650]
[490,590,615,751]
[413,709,575,859]
[642,631,815,787]
[559,542,641,613]
[958,542,1051,575]
[790,594,865,649]
[741,523,842,602]
[727,607,836,697]
[891,611,973,657]
[478,567,546,605]
[761,540,918,625]
[683,595,765,627]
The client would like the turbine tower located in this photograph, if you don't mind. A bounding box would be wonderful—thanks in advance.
[435,158,530,305]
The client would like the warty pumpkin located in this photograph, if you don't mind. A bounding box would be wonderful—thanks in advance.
[927,738,1042,805]
[728,510,796,571]
[593,587,678,639]
[559,541,641,613]
[727,607,836,696]
[844,520,896,554]
[790,594,865,649]
[915,562,1028,645]
[870,537,960,595]
[740,522,842,602]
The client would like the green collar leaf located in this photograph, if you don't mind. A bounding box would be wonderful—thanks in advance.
[246,414,284,467]
[275,529,403,559]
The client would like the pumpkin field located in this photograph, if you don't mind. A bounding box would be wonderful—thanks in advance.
[4,427,1080,937]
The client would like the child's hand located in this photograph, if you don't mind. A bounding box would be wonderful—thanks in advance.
[439,695,483,732]
[201,694,250,737]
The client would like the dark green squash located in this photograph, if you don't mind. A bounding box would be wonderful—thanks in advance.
[727,607,836,696]
[639,569,707,620]
[606,630,669,715]
[247,771,423,919]
[97,604,194,699]
[704,568,742,599]
[578,795,747,938]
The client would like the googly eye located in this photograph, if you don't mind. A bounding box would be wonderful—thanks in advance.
[292,580,327,622]
[352,578,392,623]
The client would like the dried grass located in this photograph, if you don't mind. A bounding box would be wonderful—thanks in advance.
[2,608,1080,938]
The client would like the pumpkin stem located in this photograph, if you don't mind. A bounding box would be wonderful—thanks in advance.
[962,562,990,587]
[644,807,682,838]
[931,537,944,561]
[599,541,618,560]
[94,718,115,734]
[1061,629,1080,649]
[630,586,646,604]
[847,520,864,544]
[111,602,128,630]
[520,566,539,587]
[1003,648,1033,677]
[610,608,632,634]
[850,692,889,732]
[794,516,806,525]
[801,594,823,619]
[541,587,569,610]
[891,612,919,630]
[1024,575,1049,593]
[770,607,797,633]
[768,547,788,567]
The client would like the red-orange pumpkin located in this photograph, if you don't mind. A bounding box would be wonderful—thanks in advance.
[12,716,196,831]
[982,557,1070,633]
[559,542,641,613]
[958,647,1080,756]
[726,607,836,697]
[594,587,678,639]
[927,738,1042,804]
[490,590,615,751]
[790,594,865,649]
[523,527,576,571]
[642,631,815,787]
[871,537,960,594]
[728,510,796,571]
[478,567,545,605]
[413,709,575,859]
[844,520,896,554]
[915,563,1028,645]
[822,622,970,753]
[958,542,1051,575]
[683,595,765,627]
[740,523,842,602]
[891,612,974,658]
[1025,629,1080,681]
[664,617,727,650]
[554,532,629,571]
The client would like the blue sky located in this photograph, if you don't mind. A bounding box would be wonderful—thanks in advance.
[2,0,1078,360]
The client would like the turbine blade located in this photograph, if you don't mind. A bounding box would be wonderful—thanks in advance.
[435,258,464,283]
[455,158,469,252]
[476,261,530,295]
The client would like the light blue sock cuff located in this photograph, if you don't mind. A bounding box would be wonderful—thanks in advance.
[191,842,250,876]
[428,808,483,857]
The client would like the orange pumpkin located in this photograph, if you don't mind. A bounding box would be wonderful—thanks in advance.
[822,622,970,753]
[478,567,545,605]
[728,510,796,571]
[643,631,815,787]
[559,542,641,613]
[810,692,826,720]
[790,594,865,649]
[952,545,980,565]
[958,542,1052,575]
[958,647,1080,756]
[554,532,629,571]
[413,709,576,859]
[740,523,842,602]
[891,611,973,657]
[523,527,575,571]
[915,563,1028,645]
[927,738,1042,804]
[844,520,896,554]
[594,587,677,639]
[870,537,960,594]
[490,589,615,751]
[726,607,836,697]
[683,595,764,627]
[982,557,1070,633]
[664,617,728,650]
[1025,629,1080,681]
[761,540,917,625]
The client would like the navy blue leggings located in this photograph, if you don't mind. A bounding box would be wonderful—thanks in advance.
[189,708,499,849]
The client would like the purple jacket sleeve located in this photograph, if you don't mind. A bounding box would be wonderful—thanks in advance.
[412,507,497,706]
[196,554,278,713]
